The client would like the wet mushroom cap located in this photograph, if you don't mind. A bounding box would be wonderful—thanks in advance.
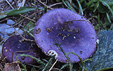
[34,8,97,63]
[2,35,41,64]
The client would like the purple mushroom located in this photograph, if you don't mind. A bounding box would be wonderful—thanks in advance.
[34,8,97,63]
[2,35,41,64]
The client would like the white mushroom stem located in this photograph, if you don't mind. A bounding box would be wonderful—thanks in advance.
[48,50,58,59]
[96,39,99,44]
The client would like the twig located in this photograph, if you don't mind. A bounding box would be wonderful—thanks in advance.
[18,0,26,9]
[38,0,53,9]
[13,10,39,27]
[48,2,62,8]
[5,0,14,9]
[70,0,72,4]
[51,68,62,71]
[0,18,8,23]
[17,0,21,4]
[48,59,58,71]
[0,34,14,45]
[38,0,48,7]
[13,12,36,28]
[20,14,36,22]
[42,57,53,71]
[88,16,98,21]
[21,0,26,7]
[13,17,25,27]
[38,0,62,9]
[14,28,34,42]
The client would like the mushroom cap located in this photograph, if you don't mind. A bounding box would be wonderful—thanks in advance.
[2,35,41,64]
[34,8,97,63]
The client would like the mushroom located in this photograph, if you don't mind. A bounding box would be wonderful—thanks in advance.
[34,8,97,63]
[2,35,41,64]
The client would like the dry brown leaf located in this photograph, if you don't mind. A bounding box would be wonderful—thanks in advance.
[3,61,21,71]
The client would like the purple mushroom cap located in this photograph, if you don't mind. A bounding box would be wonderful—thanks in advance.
[34,8,97,63]
[2,35,41,64]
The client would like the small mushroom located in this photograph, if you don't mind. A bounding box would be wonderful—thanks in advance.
[34,8,97,63]
[2,35,42,64]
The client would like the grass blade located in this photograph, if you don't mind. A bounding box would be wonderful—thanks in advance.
[4,7,36,16]
[67,52,85,71]
[18,54,45,65]
[42,57,53,71]
[62,0,76,12]
[101,1,113,15]
[76,0,83,15]
[15,54,27,71]
[106,13,111,23]
[57,45,72,71]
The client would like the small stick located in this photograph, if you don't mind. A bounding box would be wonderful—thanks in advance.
[20,14,36,22]
[48,59,58,71]
[14,28,34,42]
[38,0,53,9]
[48,2,62,8]
[18,0,26,9]
[5,0,14,9]
[21,0,26,7]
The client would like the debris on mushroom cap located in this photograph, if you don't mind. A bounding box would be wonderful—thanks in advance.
[34,8,97,63]
[2,35,42,64]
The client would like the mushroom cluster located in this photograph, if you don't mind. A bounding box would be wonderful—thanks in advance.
[2,35,41,64]
[34,8,97,63]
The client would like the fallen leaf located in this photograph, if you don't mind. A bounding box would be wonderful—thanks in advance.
[3,61,21,71]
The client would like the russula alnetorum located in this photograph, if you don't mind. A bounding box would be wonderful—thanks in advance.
[34,8,97,63]
[2,35,41,64]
